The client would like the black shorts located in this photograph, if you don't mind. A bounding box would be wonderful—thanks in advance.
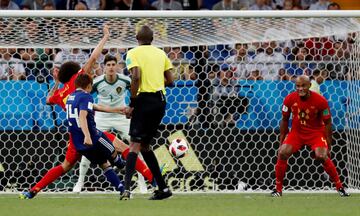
[78,133,115,165]
[129,91,166,144]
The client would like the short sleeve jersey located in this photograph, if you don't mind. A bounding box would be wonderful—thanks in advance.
[66,90,101,151]
[48,69,85,110]
[126,45,173,94]
[282,91,331,134]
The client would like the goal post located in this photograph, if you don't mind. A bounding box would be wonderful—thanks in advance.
[0,11,359,193]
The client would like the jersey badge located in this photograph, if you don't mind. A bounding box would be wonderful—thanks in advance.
[282,105,288,112]
[116,86,122,94]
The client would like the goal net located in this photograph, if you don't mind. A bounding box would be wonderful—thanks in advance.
[0,11,359,193]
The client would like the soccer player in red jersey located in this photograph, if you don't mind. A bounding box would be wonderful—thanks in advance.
[20,25,153,199]
[272,75,349,197]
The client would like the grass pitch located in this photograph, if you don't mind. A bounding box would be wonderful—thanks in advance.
[1,193,359,216]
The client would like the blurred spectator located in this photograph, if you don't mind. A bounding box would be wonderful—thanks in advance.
[248,69,264,80]
[85,0,105,9]
[200,0,219,9]
[151,0,183,10]
[292,4,302,9]
[51,62,60,80]
[249,0,272,10]
[54,48,89,66]
[21,0,54,10]
[181,0,201,9]
[132,0,150,9]
[253,41,285,80]
[278,68,291,80]
[66,0,89,9]
[21,4,30,9]
[0,0,20,9]
[186,64,197,80]
[327,2,340,10]
[272,0,284,10]
[212,0,241,10]
[207,64,220,80]
[43,1,55,9]
[74,0,88,9]
[21,18,41,44]
[136,18,168,41]
[309,0,330,10]
[168,47,191,80]
[18,48,38,62]
[225,43,253,80]
[309,69,327,94]
[0,48,26,80]
[303,37,334,61]
[35,48,55,81]
[17,48,39,80]
[117,61,127,75]
[282,0,293,10]
[296,0,317,9]
[212,64,248,127]
[285,47,315,78]
[105,0,131,9]
[325,41,350,80]
[332,41,350,60]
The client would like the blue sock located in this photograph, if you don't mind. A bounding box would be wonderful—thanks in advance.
[112,155,126,169]
[103,167,124,193]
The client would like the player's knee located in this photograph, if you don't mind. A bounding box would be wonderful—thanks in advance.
[278,148,291,160]
[315,154,328,162]
[62,160,75,172]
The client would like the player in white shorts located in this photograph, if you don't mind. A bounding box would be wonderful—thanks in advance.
[73,55,151,192]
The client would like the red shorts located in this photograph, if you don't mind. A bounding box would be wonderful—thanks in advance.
[103,131,116,142]
[65,132,117,165]
[282,131,328,153]
[65,133,81,165]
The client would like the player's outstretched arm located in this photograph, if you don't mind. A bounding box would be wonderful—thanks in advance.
[82,25,110,75]
[279,115,289,145]
[93,104,126,114]
[45,80,60,105]
[324,118,332,151]
[79,110,92,146]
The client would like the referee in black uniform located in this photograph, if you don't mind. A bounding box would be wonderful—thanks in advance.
[121,25,174,200]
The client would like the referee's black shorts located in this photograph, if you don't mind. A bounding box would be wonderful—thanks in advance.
[129,91,166,144]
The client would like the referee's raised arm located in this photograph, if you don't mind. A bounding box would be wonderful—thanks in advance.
[121,25,173,200]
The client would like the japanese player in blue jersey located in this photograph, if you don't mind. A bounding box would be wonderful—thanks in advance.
[66,73,127,195]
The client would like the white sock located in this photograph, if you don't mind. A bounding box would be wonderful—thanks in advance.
[77,156,91,184]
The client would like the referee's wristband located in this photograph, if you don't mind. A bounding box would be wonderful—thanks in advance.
[129,97,137,108]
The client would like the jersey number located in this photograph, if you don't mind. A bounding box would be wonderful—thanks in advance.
[66,104,80,128]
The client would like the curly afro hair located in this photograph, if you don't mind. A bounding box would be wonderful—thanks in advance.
[58,61,81,84]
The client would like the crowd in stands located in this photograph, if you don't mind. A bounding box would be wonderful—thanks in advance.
[0,0,355,127]
[0,35,353,82]
[0,0,342,11]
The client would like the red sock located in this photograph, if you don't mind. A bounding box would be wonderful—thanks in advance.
[121,148,153,182]
[31,165,65,193]
[275,159,288,192]
[323,158,343,190]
